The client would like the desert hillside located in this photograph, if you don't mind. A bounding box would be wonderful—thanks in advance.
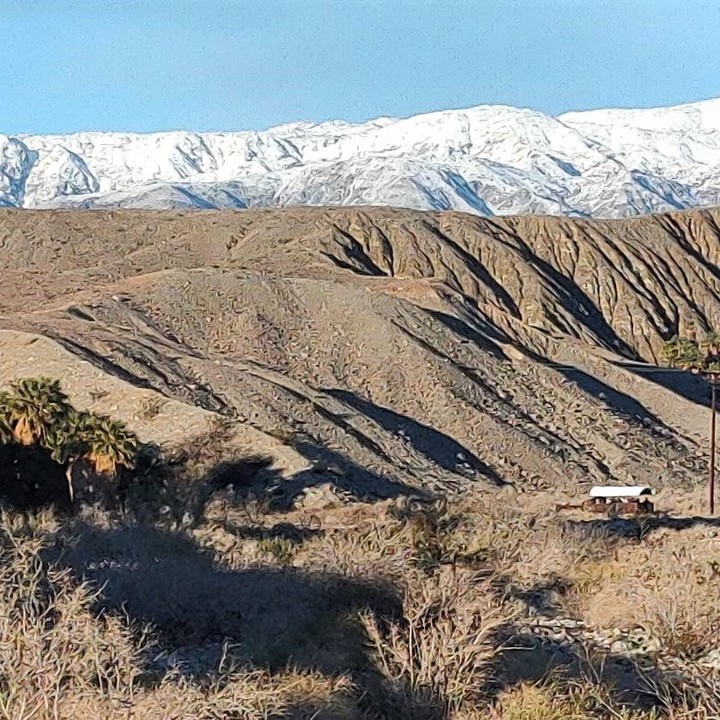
[3,205,720,718]
[1,205,717,497]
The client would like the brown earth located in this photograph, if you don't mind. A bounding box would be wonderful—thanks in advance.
[1,205,719,506]
[4,205,720,718]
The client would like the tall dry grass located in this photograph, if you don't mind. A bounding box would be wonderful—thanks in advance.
[0,514,356,720]
[1,484,720,718]
[361,566,510,718]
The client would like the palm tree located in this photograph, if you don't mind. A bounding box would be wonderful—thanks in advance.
[0,378,142,507]
[52,409,139,502]
[0,390,13,443]
[85,416,139,477]
[662,332,720,513]
[661,332,720,372]
[58,411,138,501]
[42,421,87,504]
[1,378,72,446]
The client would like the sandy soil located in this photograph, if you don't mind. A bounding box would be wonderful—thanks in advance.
[0,205,718,506]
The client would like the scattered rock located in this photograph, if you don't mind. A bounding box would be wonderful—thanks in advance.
[292,482,352,511]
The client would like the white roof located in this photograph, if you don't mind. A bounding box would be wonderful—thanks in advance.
[589,485,655,498]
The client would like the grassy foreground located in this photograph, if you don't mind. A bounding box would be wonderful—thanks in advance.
[1,473,720,719]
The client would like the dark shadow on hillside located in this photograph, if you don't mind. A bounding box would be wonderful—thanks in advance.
[420,220,522,318]
[218,519,324,544]
[189,454,280,516]
[0,443,72,513]
[324,388,506,487]
[388,319,572,461]
[43,522,400,676]
[421,217,641,360]
[124,452,281,526]
[488,571,675,711]
[482,222,643,360]
[613,361,712,408]
[126,439,427,526]
[562,514,720,540]
[274,438,433,511]
[41,521,444,719]
[503,575,574,620]
[555,367,686,438]
[425,306,509,361]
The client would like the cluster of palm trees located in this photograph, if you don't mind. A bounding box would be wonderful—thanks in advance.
[661,331,720,374]
[0,377,139,502]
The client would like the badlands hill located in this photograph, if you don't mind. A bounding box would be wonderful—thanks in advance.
[1,204,718,503]
[7,98,720,217]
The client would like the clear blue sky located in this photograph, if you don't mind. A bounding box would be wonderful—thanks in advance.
[3,0,720,134]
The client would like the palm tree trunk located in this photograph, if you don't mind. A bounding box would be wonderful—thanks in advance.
[65,459,75,505]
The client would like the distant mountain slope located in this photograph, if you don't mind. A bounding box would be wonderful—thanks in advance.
[5,98,720,216]
[0,205,717,498]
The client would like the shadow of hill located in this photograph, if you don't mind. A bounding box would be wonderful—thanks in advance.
[489,625,665,713]
[467,219,641,359]
[218,519,324,544]
[324,388,506,487]
[41,521,445,719]
[44,522,400,675]
[487,574,670,712]
[125,436,428,527]
[561,513,720,540]
[503,575,574,620]
[614,361,712,408]
[425,306,509,362]
[557,367,670,426]
[274,438,434,511]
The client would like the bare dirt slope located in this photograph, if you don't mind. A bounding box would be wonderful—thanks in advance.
[1,205,719,503]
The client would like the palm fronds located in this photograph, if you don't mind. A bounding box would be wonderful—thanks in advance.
[661,333,720,374]
[0,378,141,480]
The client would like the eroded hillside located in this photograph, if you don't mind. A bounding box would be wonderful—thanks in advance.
[1,205,718,500]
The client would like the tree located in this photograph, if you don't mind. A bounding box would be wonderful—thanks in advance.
[77,413,139,478]
[0,378,73,446]
[0,415,12,445]
[661,331,720,373]
[0,378,141,507]
[661,332,720,513]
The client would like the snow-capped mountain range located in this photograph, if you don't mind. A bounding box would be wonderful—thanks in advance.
[5,98,720,217]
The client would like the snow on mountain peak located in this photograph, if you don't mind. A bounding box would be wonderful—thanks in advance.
[6,98,720,217]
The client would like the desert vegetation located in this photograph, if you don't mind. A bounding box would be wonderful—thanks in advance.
[661,332,720,513]
[661,331,720,373]
[6,180,720,720]
[0,378,720,718]
[0,377,140,510]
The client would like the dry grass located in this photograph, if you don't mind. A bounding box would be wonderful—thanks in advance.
[361,566,510,718]
[638,562,720,659]
[0,513,356,720]
[644,669,720,720]
[2,485,720,718]
[59,671,357,720]
[0,520,148,720]
[487,679,651,720]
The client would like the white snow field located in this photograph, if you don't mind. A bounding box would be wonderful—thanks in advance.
[5,98,720,217]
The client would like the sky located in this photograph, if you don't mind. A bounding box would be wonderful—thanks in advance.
[3,0,720,135]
